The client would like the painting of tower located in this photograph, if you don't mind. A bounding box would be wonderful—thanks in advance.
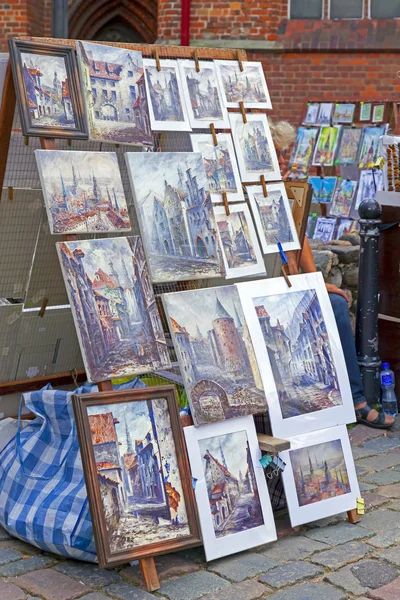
[215,61,271,109]
[312,126,340,167]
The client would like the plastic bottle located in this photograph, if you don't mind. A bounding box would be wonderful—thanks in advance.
[380,362,398,418]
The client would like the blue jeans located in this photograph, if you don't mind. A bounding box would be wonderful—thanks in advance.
[329,293,364,407]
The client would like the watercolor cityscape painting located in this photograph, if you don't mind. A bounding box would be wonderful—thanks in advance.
[332,103,355,124]
[308,176,337,203]
[77,42,152,146]
[87,397,190,553]
[289,127,319,176]
[336,127,362,165]
[312,126,340,166]
[330,179,357,218]
[163,285,267,425]
[358,126,387,169]
[291,439,351,507]
[303,103,319,125]
[199,430,264,537]
[354,169,383,211]
[57,236,170,383]
[313,217,336,243]
[216,61,271,108]
[253,289,342,419]
[126,152,223,283]
[36,150,131,234]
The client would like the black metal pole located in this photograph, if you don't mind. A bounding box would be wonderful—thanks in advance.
[355,197,382,405]
[51,0,69,39]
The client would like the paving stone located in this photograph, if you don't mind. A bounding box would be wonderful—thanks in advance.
[376,483,400,498]
[78,595,111,600]
[157,571,231,600]
[362,438,400,453]
[304,522,374,545]
[199,580,269,600]
[306,513,347,529]
[0,555,55,577]
[350,559,399,589]
[259,561,323,589]
[363,492,389,509]
[356,450,400,471]
[360,482,377,492]
[349,425,385,446]
[366,530,400,548]
[207,552,280,582]
[352,446,379,460]
[54,561,121,587]
[121,554,199,584]
[358,509,400,532]
[0,580,25,600]
[363,471,400,485]
[356,466,370,477]
[376,546,400,567]
[0,539,42,556]
[264,582,346,600]
[15,568,90,600]
[176,547,206,564]
[325,563,370,596]
[368,577,400,599]
[0,527,11,541]
[310,541,372,569]
[387,501,400,511]
[262,536,329,561]
[0,548,22,566]
[103,583,157,599]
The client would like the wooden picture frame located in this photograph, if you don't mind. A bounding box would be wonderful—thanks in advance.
[9,39,88,139]
[73,385,202,568]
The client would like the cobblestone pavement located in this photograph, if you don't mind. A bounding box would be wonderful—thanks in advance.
[2,420,400,600]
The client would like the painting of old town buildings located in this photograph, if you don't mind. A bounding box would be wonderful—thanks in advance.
[332,103,355,124]
[329,179,357,218]
[57,236,170,383]
[291,439,351,507]
[308,176,337,203]
[313,217,337,243]
[179,60,229,129]
[358,125,387,169]
[312,126,341,166]
[336,127,362,165]
[36,150,131,234]
[230,113,280,182]
[253,289,343,420]
[77,42,152,146]
[215,60,272,109]
[289,127,319,177]
[126,152,223,283]
[353,169,383,217]
[143,58,191,131]
[163,285,267,425]
[191,133,244,203]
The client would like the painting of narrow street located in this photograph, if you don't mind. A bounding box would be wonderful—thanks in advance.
[199,430,263,538]
[87,397,190,553]
[253,289,343,419]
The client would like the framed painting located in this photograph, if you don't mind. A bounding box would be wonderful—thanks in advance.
[372,103,386,124]
[178,60,229,129]
[162,284,268,426]
[237,272,355,438]
[313,217,337,243]
[73,385,202,568]
[358,125,387,169]
[302,103,319,125]
[329,179,357,218]
[229,113,280,183]
[353,168,383,217]
[76,41,153,147]
[8,39,88,139]
[336,218,355,239]
[247,182,300,254]
[359,102,372,122]
[316,102,333,124]
[191,133,244,203]
[213,203,266,279]
[125,151,223,283]
[336,127,363,165]
[35,150,131,234]
[57,236,171,383]
[308,176,337,203]
[184,416,276,561]
[281,425,360,527]
[215,60,272,109]
[289,127,319,177]
[143,58,191,132]
[312,126,341,166]
[332,103,355,124]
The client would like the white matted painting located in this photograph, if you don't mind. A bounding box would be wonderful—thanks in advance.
[332,103,355,124]
[281,425,360,527]
[143,58,191,132]
[303,103,319,125]
[191,133,244,203]
[247,183,300,254]
[313,217,337,243]
[229,113,280,183]
[215,60,272,109]
[184,416,276,561]
[178,60,229,129]
[317,102,333,124]
[237,272,355,438]
[213,203,266,279]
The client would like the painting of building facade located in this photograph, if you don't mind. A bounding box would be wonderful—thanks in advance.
[329,179,357,218]
[354,169,383,212]
[126,152,223,283]
[77,42,152,146]
[253,289,342,420]
[358,126,387,169]
[308,176,337,203]
[313,217,337,243]
[291,439,351,507]
[289,127,319,177]
[332,103,355,124]
[215,60,272,109]
[163,285,267,425]
[57,236,170,383]
[36,150,131,234]
[312,126,340,166]
[336,127,362,165]
[303,103,319,125]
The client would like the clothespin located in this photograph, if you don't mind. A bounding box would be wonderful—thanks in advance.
[193,49,200,73]
[24,136,29,146]
[115,143,120,149]
[356,497,365,515]
[260,174,268,197]
[67,139,72,148]
[38,297,49,318]
[320,165,325,179]
[278,242,292,287]
[210,123,218,147]
[222,191,230,216]
[70,368,79,388]
[239,101,247,124]
[374,156,385,170]
[154,47,161,71]
[236,50,244,72]
[8,186,13,201]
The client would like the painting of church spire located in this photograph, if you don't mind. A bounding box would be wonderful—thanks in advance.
[215,60,271,109]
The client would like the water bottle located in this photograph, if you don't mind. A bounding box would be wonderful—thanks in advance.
[380,362,398,418]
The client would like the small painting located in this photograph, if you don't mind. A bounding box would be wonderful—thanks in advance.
[57,236,171,383]
[229,113,280,183]
[359,102,372,122]
[73,386,201,568]
[35,150,131,234]
[316,102,333,124]
[332,103,355,124]
[329,179,357,218]
[336,218,356,239]
[9,39,87,139]
[214,203,266,279]
[247,183,300,254]
[143,58,191,132]
[308,176,337,203]
[215,60,272,109]
[289,127,319,176]
[354,168,384,212]
[179,60,229,129]
[126,152,223,283]
[372,104,385,123]
[163,285,267,426]
[313,217,337,243]
[312,126,341,166]
[336,127,362,165]
[191,133,244,203]
[358,125,387,169]
[303,103,319,125]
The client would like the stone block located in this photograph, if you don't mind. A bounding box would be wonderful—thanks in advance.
[0,527,11,542]
[358,509,400,533]
[376,483,400,499]
[360,482,376,492]
[200,580,269,600]
[352,446,379,460]
[368,577,400,599]
[102,583,157,600]
[349,424,385,447]
[14,568,90,600]
[0,580,25,600]
[313,250,334,277]
[0,548,22,566]
[363,471,400,486]
[304,522,374,545]
[362,438,400,453]
[328,240,352,246]
[54,561,121,588]
[120,553,199,584]
[264,582,346,600]
[0,555,54,577]
[325,562,370,596]
[310,541,372,569]
[340,233,360,246]
[325,266,343,287]
[375,546,400,567]
[356,450,400,471]
[366,530,400,548]
[362,492,389,510]
[308,513,347,529]
[350,559,398,589]
[157,571,231,600]
[330,245,360,264]
[342,265,359,287]
[259,561,323,589]
[262,536,329,561]
[79,595,111,600]
[208,552,280,582]
[387,501,400,511]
